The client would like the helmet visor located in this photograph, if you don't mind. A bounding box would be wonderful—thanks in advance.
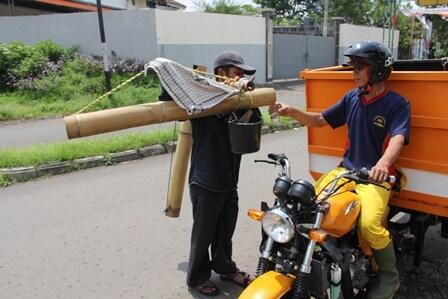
[344,57,370,71]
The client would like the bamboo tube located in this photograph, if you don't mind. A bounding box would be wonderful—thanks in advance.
[64,88,276,139]
[165,120,192,218]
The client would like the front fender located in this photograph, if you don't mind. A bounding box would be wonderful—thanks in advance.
[238,271,295,299]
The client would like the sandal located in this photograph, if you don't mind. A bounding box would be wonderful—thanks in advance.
[193,280,219,296]
[220,270,254,288]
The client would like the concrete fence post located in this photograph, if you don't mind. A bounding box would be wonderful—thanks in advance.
[262,8,275,82]
[332,17,344,66]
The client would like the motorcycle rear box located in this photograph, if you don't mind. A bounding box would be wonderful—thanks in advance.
[300,60,448,217]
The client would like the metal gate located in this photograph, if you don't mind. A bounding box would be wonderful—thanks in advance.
[273,28,336,80]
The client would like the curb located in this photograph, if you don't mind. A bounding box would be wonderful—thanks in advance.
[0,123,301,187]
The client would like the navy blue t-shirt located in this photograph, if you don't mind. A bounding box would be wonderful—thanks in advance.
[322,88,410,172]
[189,114,241,192]
[189,108,261,192]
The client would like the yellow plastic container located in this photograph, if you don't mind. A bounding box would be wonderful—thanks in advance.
[300,65,448,217]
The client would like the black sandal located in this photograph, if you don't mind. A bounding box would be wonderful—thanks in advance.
[193,280,219,296]
[220,270,253,288]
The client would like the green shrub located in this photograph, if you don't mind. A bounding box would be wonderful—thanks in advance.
[35,39,72,62]
[0,40,161,120]
[64,56,102,77]
[0,40,73,90]
[0,41,30,71]
[13,51,47,78]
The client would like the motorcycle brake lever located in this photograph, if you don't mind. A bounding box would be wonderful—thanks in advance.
[254,159,276,165]
[267,153,280,161]
[267,153,287,161]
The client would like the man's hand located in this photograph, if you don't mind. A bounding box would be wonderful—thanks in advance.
[269,102,327,127]
[370,162,390,183]
[269,102,295,118]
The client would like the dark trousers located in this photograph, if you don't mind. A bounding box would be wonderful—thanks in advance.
[186,184,239,287]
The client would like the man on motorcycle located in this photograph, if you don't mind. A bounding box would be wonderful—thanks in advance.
[270,41,410,299]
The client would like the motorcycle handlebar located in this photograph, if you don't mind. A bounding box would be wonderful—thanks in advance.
[254,159,276,165]
[344,168,396,185]
[254,153,291,178]
[267,153,288,165]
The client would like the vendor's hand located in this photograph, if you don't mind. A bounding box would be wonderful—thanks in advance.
[224,76,240,86]
[369,163,390,183]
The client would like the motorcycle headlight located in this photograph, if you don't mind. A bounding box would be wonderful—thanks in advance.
[262,207,295,243]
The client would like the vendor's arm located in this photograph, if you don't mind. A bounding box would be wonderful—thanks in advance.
[270,103,328,127]
[370,134,406,182]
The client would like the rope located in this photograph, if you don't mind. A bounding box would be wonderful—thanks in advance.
[164,121,178,214]
[73,70,145,115]
[191,69,237,82]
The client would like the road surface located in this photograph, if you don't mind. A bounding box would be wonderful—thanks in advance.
[1,130,446,299]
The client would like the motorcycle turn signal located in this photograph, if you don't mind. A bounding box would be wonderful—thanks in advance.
[247,209,265,221]
[309,229,328,243]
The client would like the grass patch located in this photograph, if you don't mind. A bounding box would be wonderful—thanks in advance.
[0,174,11,187]
[0,114,297,170]
[0,127,178,168]
[0,87,160,120]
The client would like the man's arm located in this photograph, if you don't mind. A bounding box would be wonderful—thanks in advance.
[270,102,328,127]
[370,134,406,182]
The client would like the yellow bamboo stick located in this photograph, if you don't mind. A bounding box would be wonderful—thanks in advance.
[64,88,276,139]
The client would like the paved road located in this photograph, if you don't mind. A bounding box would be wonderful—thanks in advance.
[0,82,305,149]
[0,129,309,299]
[1,129,447,299]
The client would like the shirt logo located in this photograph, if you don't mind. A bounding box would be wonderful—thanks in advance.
[373,116,386,128]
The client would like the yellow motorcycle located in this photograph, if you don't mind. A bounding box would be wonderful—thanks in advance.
[239,153,396,299]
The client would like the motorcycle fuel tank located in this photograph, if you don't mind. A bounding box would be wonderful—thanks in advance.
[320,192,361,237]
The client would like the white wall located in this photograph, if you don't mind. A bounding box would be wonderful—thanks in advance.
[155,11,265,45]
[0,10,159,62]
[339,24,400,63]
[155,10,266,83]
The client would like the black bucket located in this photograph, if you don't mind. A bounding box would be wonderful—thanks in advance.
[228,114,262,154]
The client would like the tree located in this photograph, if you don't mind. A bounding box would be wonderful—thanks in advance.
[195,0,261,16]
[254,0,322,19]
[327,0,373,25]
[429,15,448,58]
[370,0,413,59]
[205,0,445,59]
